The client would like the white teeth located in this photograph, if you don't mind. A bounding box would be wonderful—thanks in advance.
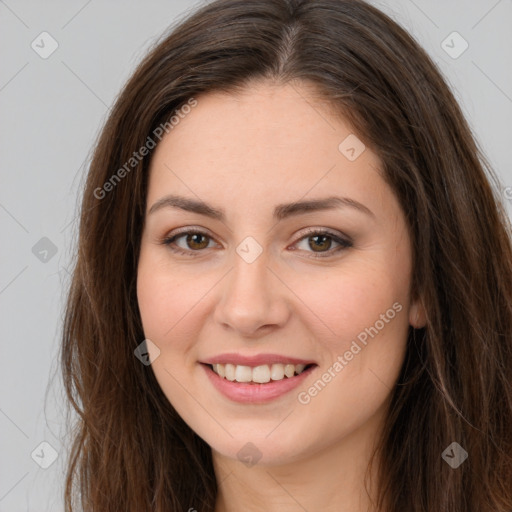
[252,365,270,383]
[295,364,306,374]
[270,363,284,380]
[284,364,295,378]
[235,365,252,382]
[210,362,310,383]
[216,363,225,378]
[225,363,236,381]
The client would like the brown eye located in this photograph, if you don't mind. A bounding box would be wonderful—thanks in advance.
[184,233,210,250]
[162,228,352,259]
[308,234,333,252]
[294,230,353,258]
[162,230,216,256]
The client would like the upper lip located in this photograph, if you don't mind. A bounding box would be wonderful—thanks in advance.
[201,353,316,367]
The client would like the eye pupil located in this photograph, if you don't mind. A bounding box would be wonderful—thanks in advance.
[165,230,348,258]
[188,233,209,250]
[309,235,331,252]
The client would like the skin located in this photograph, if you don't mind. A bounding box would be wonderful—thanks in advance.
[137,80,426,512]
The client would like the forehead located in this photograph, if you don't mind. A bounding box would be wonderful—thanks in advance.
[146,81,390,221]
[158,81,352,159]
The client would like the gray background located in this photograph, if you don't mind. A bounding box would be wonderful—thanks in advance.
[0,0,511,510]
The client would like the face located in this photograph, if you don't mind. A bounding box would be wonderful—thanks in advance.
[137,80,425,466]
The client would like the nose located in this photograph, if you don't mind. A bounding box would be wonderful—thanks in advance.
[214,248,290,338]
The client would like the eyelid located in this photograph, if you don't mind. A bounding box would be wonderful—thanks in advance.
[289,227,353,258]
[160,226,353,258]
[162,227,219,253]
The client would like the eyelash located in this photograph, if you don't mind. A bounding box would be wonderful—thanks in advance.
[159,228,353,259]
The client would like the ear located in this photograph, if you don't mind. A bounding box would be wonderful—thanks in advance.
[409,298,427,329]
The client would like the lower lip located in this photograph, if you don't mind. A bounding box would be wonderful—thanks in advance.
[201,363,317,404]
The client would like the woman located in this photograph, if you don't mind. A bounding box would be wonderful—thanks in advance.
[60,0,512,510]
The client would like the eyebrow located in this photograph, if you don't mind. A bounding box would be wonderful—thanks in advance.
[148,194,375,221]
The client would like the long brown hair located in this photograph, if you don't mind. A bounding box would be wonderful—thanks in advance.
[60,0,512,510]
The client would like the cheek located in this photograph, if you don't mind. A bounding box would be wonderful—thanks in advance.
[136,249,208,347]
[136,251,225,386]
[291,257,411,407]
[292,256,411,425]
[137,270,181,343]
[136,255,203,408]
[292,259,409,348]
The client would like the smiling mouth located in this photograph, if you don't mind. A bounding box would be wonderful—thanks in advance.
[206,362,317,384]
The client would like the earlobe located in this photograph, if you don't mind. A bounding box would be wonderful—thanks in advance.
[409,299,427,328]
